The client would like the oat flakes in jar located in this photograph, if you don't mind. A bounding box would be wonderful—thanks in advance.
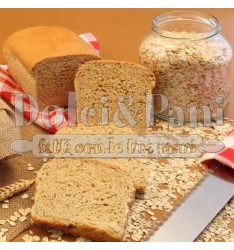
[139,11,232,124]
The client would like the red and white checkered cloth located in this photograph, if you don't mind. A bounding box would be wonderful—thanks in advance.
[0,33,100,134]
[201,130,234,170]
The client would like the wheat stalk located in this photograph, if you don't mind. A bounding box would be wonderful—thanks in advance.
[0,179,35,202]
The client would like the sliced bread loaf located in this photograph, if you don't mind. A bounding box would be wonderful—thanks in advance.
[3,26,101,110]
[57,124,149,192]
[31,158,135,241]
[74,60,156,134]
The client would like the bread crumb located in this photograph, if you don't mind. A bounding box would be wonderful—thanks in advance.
[43,158,48,163]
[147,210,154,216]
[2,204,9,209]
[131,234,142,242]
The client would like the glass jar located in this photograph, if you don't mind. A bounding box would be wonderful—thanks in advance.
[139,11,232,124]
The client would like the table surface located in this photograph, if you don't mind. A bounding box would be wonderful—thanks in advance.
[0,8,233,119]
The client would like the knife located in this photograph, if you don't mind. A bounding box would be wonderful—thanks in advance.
[148,164,234,242]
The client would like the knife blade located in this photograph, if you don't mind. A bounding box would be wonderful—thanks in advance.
[148,165,234,242]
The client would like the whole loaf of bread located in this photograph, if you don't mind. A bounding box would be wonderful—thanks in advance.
[3,26,101,110]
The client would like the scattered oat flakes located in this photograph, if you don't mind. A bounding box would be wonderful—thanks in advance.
[0,236,6,242]
[19,216,27,222]
[0,220,6,225]
[18,209,25,214]
[9,221,16,226]
[21,194,29,199]
[10,216,18,222]
[22,234,33,242]
[25,207,32,214]
[1,228,8,233]
[124,122,234,242]
[75,237,92,242]
[33,236,40,242]
[14,211,20,218]
[2,204,9,209]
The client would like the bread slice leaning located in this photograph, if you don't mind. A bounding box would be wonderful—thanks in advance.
[3,26,101,110]
[57,124,149,192]
[74,60,156,134]
[31,158,135,242]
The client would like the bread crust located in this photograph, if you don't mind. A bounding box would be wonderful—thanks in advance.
[3,26,100,73]
[32,159,135,242]
[31,215,123,242]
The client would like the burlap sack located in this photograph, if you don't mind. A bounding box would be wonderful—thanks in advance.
[0,98,20,160]
[0,97,49,241]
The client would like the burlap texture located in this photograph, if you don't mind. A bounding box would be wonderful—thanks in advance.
[0,97,49,241]
[0,99,20,160]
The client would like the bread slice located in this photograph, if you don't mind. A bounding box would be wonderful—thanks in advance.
[74,60,156,134]
[57,124,149,192]
[31,158,135,241]
[3,26,101,110]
